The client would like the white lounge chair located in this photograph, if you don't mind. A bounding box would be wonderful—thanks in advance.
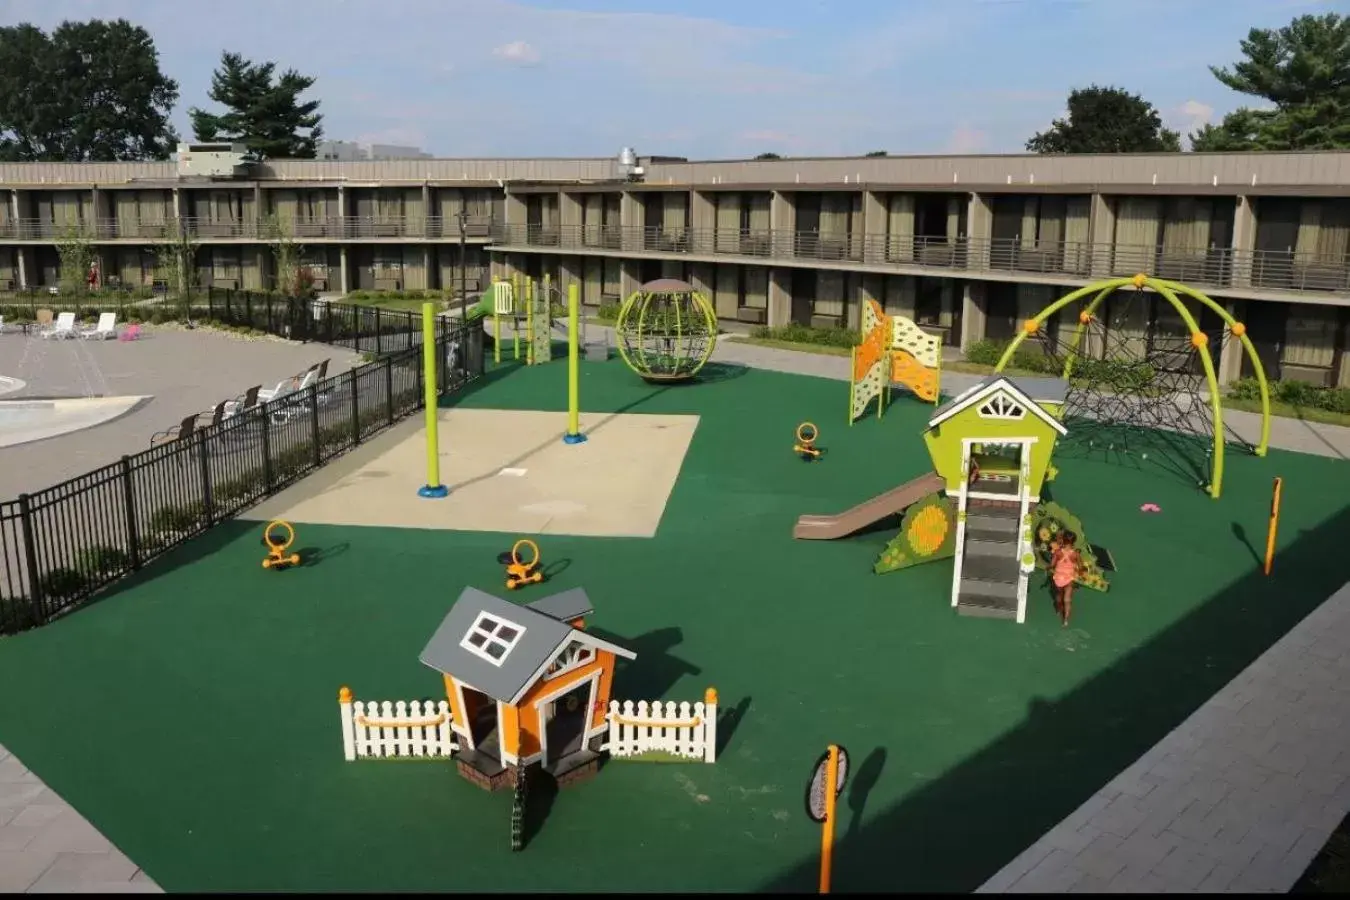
[40,311,77,340]
[81,312,118,340]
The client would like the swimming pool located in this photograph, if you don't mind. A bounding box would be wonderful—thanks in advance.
[0,395,152,448]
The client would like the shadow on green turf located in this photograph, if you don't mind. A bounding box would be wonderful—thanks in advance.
[756,497,1350,893]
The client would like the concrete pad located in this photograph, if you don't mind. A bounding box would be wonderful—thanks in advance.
[243,408,699,538]
[0,397,151,448]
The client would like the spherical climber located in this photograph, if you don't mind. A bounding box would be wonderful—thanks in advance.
[614,279,718,382]
[1230,321,1246,338]
[1191,331,1209,348]
[1022,318,1039,334]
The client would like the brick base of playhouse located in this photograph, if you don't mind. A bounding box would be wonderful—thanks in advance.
[455,749,601,792]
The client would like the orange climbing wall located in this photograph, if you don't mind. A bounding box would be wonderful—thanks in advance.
[891,351,939,401]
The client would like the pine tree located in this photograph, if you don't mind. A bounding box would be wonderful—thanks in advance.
[189,52,323,160]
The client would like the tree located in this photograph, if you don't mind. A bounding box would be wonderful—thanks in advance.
[152,222,199,315]
[1026,85,1181,154]
[865,150,888,157]
[1193,13,1350,151]
[753,152,782,160]
[0,19,179,162]
[189,52,324,160]
[261,212,312,298]
[55,225,97,296]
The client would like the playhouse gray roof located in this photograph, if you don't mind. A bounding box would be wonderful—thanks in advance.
[419,586,634,705]
[525,588,594,623]
[928,375,1069,434]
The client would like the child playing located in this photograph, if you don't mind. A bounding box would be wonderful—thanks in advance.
[1050,530,1081,628]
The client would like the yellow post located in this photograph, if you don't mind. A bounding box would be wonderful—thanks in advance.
[417,302,448,498]
[563,283,586,445]
[820,744,839,894]
[1264,476,1282,576]
[512,273,522,360]
[525,277,535,365]
[492,277,501,364]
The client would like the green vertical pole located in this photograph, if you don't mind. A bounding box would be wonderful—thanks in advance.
[512,273,522,360]
[563,283,586,445]
[417,301,449,498]
[492,278,501,365]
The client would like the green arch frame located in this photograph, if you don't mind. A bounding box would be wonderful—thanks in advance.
[615,287,718,381]
[992,275,1271,499]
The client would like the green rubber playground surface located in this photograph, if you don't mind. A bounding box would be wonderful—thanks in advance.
[2,356,1350,892]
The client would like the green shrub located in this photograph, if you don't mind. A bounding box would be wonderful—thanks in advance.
[42,567,89,601]
[0,594,40,633]
[596,302,622,323]
[1228,378,1350,414]
[213,475,260,503]
[149,501,205,535]
[75,545,130,576]
[749,323,860,349]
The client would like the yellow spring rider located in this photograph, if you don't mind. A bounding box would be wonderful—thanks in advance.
[501,538,544,591]
[794,422,823,462]
[262,519,301,570]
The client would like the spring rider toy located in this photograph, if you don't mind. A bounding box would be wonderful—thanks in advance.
[795,422,823,462]
[498,538,545,591]
[262,520,301,570]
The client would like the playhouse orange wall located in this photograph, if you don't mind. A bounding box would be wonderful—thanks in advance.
[440,649,619,761]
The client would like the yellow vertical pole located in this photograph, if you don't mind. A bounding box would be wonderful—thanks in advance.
[512,272,522,360]
[492,278,501,364]
[525,277,535,365]
[1264,476,1282,576]
[820,744,839,894]
[563,283,586,445]
[417,302,448,498]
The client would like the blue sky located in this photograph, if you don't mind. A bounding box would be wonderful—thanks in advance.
[2,0,1341,158]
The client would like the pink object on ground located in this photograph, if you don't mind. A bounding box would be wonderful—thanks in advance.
[119,323,141,342]
[1140,502,1161,513]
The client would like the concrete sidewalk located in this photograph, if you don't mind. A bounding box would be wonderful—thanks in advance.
[0,744,160,893]
[977,582,1350,893]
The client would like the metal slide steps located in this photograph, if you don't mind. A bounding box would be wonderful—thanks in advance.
[957,506,1022,620]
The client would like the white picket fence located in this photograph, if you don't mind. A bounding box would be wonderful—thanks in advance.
[338,687,459,761]
[601,688,718,763]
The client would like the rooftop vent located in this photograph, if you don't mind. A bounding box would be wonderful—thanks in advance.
[176,142,252,178]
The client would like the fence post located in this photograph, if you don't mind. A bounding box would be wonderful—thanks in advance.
[225,288,234,323]
[17,493,44,626]
[206,287,215,321]
[244,290,253,330]
[338,687,356,761]
[119,456,141,570]
[310,384,322,467]
[375,307,383,356]
[703,687,718,763]
[414,346,424,410]
[385,357,395,424]
[197,430,215,527]
[259,407,274,491]
[349,369,361,446]
[324,302,334,345]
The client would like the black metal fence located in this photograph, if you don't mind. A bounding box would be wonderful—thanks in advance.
[0,297,485,635]
[203,287,462,355]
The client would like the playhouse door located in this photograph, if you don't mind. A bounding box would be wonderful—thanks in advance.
[544,683,591,763]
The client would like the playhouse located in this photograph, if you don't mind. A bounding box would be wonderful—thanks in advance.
[419,586,635,790]
[797,373,1112,624]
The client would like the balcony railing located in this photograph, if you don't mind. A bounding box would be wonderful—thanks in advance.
[0,215,496,241]
[490,223,1350,296]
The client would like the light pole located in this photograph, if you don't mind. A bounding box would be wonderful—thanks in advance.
[458,211,468,375]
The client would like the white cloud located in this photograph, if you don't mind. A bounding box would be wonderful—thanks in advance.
[491,40,540,65]
[1172,99,1215,133]
[946,125,989,155]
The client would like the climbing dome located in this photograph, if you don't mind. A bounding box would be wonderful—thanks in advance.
[995,274,1271,499]
[614,279,718,382]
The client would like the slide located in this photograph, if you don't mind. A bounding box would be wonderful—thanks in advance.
[793,471,947,541]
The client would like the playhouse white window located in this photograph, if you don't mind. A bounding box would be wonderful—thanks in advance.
[460,613,525,666]
[545,641,595,679]
[977,393,1026,420]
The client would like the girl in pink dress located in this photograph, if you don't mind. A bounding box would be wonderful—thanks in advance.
[1051,531,1081,627]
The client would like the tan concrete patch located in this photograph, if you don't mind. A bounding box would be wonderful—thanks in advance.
[242,408,699,538]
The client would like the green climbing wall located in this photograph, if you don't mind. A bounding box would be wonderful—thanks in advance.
[1030,501,1111,592]
[874,492,957,575]
[531,289,552,364]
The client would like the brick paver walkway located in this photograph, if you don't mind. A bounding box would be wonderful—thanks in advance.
[3,330,1348,893]
[0,744,160,893]
[978,581,1350,893]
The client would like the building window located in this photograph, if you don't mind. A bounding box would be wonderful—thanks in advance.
[460,613,525,666]
[977,392,1026,420]
[545,641,595,679]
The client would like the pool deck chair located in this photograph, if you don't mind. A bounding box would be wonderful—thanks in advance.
[81,312,119,340]
[40,311,77,340]
[150,414,197,447]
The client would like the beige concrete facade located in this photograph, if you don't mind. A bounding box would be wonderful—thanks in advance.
[0,150,1348,386]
